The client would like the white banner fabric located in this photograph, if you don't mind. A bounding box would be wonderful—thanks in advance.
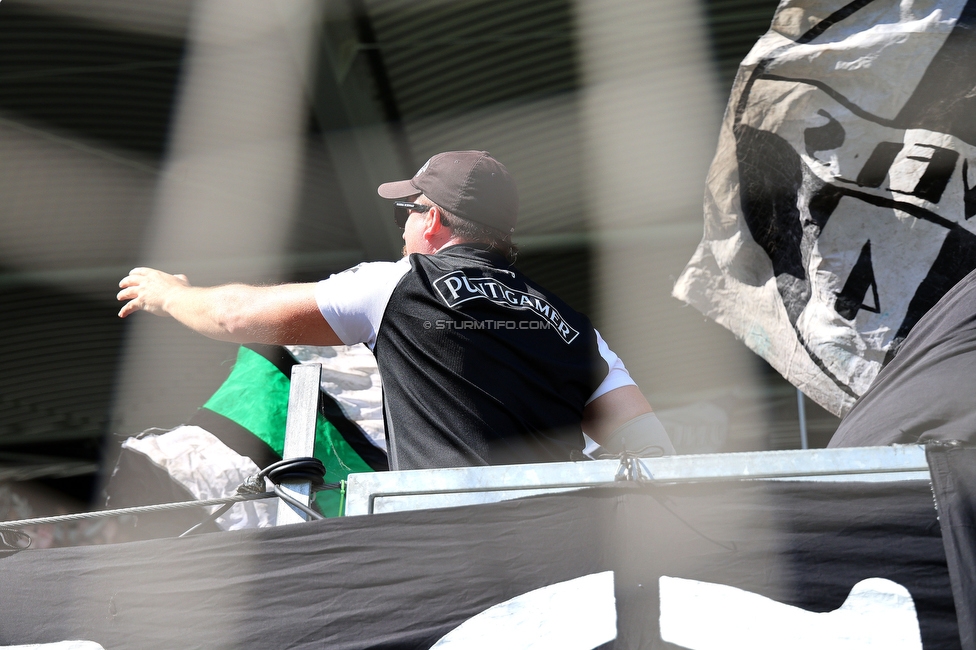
[675,0,976,415]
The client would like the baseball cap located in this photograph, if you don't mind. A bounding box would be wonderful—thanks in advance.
[377,151,519,233]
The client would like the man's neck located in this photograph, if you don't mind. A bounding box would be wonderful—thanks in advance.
[430,236,472,254]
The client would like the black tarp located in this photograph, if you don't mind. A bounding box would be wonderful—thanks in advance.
[928,443,976,650]
[0,477,958,649]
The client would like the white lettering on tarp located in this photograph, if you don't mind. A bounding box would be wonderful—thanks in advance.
[1,642,108,649]
[432,571,616,649]
[659,576,922,650]
[433,271,580,343]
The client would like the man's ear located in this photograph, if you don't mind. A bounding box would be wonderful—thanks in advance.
[424,205,446,238]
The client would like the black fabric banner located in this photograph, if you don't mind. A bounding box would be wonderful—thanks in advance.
[928,443,976,650]
[0,480,958,649]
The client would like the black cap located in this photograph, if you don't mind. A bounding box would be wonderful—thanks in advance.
[377,151,519,233]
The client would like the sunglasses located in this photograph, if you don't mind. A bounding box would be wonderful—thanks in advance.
[393,201,433,229]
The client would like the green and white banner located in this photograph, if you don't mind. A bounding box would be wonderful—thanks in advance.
[106,344,387,527]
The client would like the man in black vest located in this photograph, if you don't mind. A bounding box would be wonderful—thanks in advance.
[118,151,673,469]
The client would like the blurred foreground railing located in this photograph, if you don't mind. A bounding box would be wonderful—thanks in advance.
[344,445,929,516]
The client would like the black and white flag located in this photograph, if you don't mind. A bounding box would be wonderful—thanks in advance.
[674,0,976,415]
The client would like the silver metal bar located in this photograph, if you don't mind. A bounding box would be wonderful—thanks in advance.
[797,388,809,450]
[344,445,930,516]
[274,363,321,526]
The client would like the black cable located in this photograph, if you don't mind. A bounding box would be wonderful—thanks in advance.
[263,457,327,490]
[273,486,325,521]
[179,458,331,535]
[179,502,235,538]
[230,457,339,526]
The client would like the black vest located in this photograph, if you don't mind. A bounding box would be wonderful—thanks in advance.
[374,245,608,469]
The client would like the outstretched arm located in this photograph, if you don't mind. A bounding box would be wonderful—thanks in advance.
[117,267,343,346]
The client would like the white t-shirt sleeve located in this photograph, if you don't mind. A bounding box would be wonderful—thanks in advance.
[314,258,411,348]
[586,329,637,404]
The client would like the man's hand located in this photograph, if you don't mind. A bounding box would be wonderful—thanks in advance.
[117,267,190,319]
[115,268,342,346]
